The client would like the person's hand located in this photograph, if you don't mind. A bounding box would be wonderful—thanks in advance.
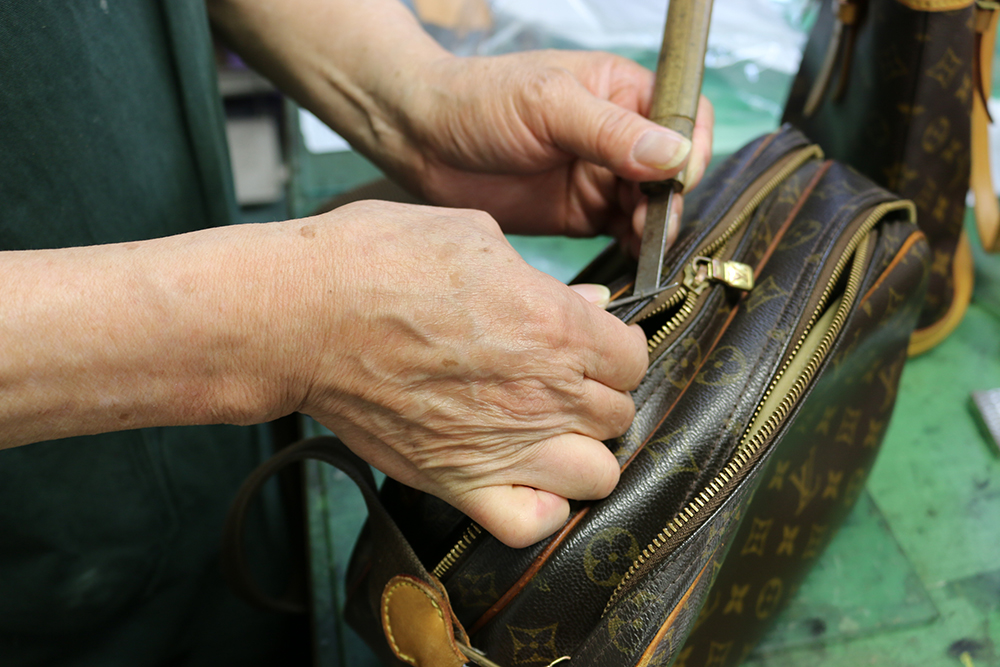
[259,201,648,548]
[209,0,713,251]
[0,200,645,551]
[396,51,714,253]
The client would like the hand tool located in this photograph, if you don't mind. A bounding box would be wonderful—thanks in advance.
[609,0,713,310]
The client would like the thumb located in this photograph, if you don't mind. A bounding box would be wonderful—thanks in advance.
[569,283,611,309]
[531,79,692,182]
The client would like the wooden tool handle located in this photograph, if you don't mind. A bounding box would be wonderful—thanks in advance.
[649,0,713,142]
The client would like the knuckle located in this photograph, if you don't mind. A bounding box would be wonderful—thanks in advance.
[609,392,637,436]
[522,66,577,101]
[593,107,636,158]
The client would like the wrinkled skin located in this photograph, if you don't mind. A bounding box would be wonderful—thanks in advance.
[2,0,715,550]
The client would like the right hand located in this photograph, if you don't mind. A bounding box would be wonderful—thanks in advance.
[258,200,649,548]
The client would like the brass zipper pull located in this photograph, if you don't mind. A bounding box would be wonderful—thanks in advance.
[682,256,754,294]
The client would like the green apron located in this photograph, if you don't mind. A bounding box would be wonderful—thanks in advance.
[0,2,304,664]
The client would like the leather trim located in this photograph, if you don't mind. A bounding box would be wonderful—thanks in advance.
[468,509,590,635]
[895,0,974,10]
[753,161,833,276]
[861,231,928,304]
[634,553,717,667]
[381,575,467,667]
[973,6,1000,251]
[908,230,974,355]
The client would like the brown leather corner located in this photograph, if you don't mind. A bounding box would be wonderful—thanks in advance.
[381,575,467,667]
[895,0,974,11]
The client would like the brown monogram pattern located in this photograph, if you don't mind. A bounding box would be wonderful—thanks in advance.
[678,220,930,667]
[784,1,974,331]
[341,128,931,667]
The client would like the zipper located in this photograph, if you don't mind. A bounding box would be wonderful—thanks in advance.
[638,145,822,356]
[432,522,482,579]
[430,145,822,583]
[603,200,912,615]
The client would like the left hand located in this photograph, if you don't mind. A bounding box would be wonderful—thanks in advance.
[397,50,714,249]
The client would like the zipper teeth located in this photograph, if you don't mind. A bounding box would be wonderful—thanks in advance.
[603,201,908,616]
[699,145,823,260]
[646,289,699,353]
[734,201,910,455]
[430,145,827,582]
[432,523,482,579]
[639,287,687,321]
[644,145,822,356]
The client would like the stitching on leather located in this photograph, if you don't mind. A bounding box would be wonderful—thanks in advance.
[382,579,446,666]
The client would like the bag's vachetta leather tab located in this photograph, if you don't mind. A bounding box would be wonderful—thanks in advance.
[381,575,467,667]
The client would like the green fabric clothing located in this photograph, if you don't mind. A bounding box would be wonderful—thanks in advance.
[0,2,304,665]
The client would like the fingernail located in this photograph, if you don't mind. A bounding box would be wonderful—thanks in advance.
[570,283,611,309]
[632,130,691,172]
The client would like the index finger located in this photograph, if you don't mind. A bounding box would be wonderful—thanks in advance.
[566,289,649,391]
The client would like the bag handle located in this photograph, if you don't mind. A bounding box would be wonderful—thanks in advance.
[973,2,1000,252]
[221,436,473,666]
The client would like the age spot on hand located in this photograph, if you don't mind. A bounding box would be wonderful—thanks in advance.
[299,225,316,239]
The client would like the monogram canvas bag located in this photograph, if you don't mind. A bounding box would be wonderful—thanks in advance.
[223,124,930,667]
[783,0,1000,354]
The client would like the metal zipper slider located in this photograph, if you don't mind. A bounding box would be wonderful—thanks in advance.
[682,257,754,294]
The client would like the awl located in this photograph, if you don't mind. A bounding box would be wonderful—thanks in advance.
[608,0,713,310]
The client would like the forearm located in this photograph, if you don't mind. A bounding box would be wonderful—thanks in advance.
[0,222,318,448]
[207,0,447,182]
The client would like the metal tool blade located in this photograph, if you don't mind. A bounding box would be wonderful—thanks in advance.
[632,186,681,300]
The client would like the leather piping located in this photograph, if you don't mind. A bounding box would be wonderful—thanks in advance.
[633,551,718,667]
[752,161,833,277]
[466,152,826,636]
[861,230,928,304]
[468,509,591,635]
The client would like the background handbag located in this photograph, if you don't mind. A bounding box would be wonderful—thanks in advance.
[783,0,999,354]
[223,124,931,667]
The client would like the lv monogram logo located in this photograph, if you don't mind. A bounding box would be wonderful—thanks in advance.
[921,116,951,153]
[926,48,963,89]
[823,470,844,499]
[740,517,774,557]
[723,584,750,615]
[776,524,800,556]
[508,624,559,665]
[754,578,784,620]
[789,447,822,516]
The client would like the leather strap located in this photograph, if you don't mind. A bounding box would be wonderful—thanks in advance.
[221,436,471,666]
[973,4,1000,252]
